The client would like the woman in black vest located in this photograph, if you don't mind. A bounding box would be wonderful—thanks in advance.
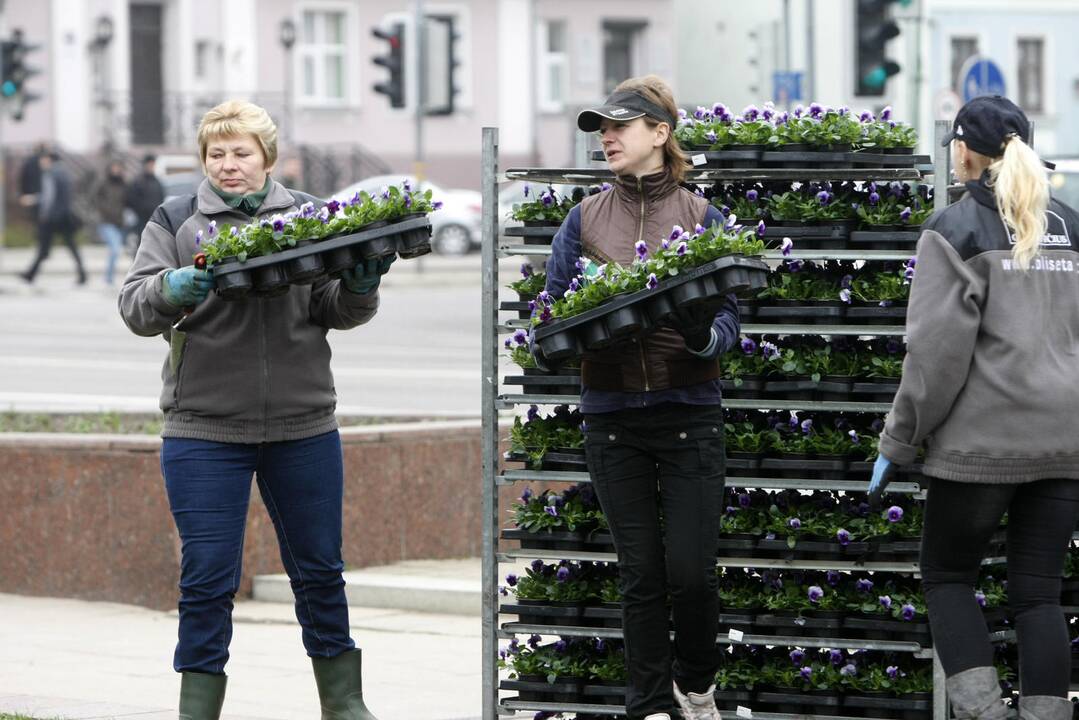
[538,74,737,720]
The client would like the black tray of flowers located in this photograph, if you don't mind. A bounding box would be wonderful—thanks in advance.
[534,255,769,363]
[501,527,615,551]
[848,229,921,249]
[499,677,582,703]
[210,215,431,300]
[503,369,582,397]
[503,224,560,245]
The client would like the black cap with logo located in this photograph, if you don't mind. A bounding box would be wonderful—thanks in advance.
[940,95,1031,158]
[577,90,677,132]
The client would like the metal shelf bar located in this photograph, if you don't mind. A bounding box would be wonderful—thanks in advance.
[498,622,928,654]
[501,699,921,720]
[497,394,893,413]
[742,323,906,335]
[498,471,924,495]
[504,168,930,183]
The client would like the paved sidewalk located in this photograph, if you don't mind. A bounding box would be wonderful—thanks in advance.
[0,593,482,720]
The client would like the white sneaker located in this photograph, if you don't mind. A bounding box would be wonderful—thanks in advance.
[644,715,673,720]
[673,681,722,720]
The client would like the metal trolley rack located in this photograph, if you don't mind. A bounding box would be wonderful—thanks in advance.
[481,122,973,720]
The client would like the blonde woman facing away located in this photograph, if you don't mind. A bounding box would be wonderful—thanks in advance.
[869,95,1079,720]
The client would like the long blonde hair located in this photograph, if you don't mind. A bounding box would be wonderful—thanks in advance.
[612,75,689,183]
[986,135,1049,270]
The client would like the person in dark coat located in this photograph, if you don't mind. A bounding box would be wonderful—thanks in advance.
[125,153,165,245]
[19,152,86,285]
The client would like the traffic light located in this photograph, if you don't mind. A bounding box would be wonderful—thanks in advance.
[372,23,405,108]
[1,29,41,121]
[855,0,902,96]
[423,15,460,116]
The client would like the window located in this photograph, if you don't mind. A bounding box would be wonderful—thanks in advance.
[603,22,646,95]
[194,40,211,80]
[1017,37,1045,114]
[950,36,979,94]
[537,20,568,112]
[299,9,348,104]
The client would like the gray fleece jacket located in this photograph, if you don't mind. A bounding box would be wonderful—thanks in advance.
[880,176,1079,483]
[118,179,380,444]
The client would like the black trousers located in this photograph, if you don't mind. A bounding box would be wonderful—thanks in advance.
[584,402,725,720]
[920,477,1079,696]
[25,219,85,282]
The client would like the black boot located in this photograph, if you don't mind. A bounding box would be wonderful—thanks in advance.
[178,671,226,720]
[312,648,380,719]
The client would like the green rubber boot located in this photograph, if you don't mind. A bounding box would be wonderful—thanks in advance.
[178,671,227,720]
[312,648,380,720]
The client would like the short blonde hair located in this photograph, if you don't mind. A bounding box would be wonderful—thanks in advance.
[196,100,278,168]
[612,75,689,183]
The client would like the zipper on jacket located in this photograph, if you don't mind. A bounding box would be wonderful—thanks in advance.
[259,298,270,441]
[634,176,650,391]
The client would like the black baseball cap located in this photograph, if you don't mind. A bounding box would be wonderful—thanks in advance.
[577,90,677,132]
[940,95,1031,157]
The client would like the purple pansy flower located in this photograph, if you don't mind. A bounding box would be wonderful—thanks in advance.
[506,573,518,587]
[829,649,844,665]
[207,220,218,238]
[817,190,831,206]
[801,418,813,435]
[886,505,904,523]
[901,603,916,621]
[788,517,802,530]
[757,220,766,238]
[676,241,688,256]
[780,237,793,256]
[880,106,893,121]
[527,405,539,422]
[879,595,893,610]
[839,288,852,304]
[800,666,813,680]
[742,104,760,122]
[669,225,685,241]
[740,337,757,354]
[746,189,759,202]
[808,585,824,603]
[975,590,987,608]
[837,528,851,546]
[790,649,805,665]
[856,578,874,593]
[859,110,875,123]
[840,664,857,677]
[886,666,900,679]
[530,558,544,573]
[868,191,880,205]
[555,566,570,582]
[635,240,648,261]
[827,570,842,586]
[646,273,659,290]
[738,493,751,508]
[761,341,780,360]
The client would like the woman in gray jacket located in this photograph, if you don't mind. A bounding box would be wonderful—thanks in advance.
[870,96,1079,720]
[119,101,387,720]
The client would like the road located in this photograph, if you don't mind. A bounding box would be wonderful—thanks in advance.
[0,245,523,418]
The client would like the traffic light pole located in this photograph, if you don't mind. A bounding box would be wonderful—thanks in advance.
[413,0,426,271]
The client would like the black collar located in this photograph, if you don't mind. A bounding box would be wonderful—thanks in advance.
[964,170,997,211]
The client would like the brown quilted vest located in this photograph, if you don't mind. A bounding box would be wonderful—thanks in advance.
[579,169,721,392]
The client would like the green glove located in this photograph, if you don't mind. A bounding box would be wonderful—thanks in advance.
[162,266,214,307]
[340,255,396,295]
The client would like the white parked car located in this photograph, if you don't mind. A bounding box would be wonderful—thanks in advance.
[1048,157,1079,210]
[334,174,482,255]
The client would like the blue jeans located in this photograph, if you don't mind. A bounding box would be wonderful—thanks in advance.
[161,430,355,674]
[97,223,123,284]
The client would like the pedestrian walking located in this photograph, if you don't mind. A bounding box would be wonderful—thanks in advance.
[126,153,165,249]
[869,95,1079,720]
[19,151,87,285]
[118,100,393,719]
[536,74,738,720]
[92,159,129,284]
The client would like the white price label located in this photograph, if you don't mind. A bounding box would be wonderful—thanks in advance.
[691,153,707,166]
[728,628,744,642]
[737,706,753,718]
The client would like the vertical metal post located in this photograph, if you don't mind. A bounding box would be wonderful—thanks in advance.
[480,126,500,720]
[932,648,948,720]
[805,0,816,103]
[784,0,793,75]
[413,0,427,273]
[933,120,951,209]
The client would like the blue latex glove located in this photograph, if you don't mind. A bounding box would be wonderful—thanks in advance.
[868,454,898,508]
[340,255,396,295]
[162,266,214,307]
